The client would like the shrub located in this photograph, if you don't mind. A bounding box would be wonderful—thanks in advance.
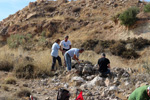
[121,49,139,59]
[119,7,139,27]
[13,60,51,79]
[126,37,150,50]
[110,42,126,56]
[81,40,99,50]
[0,61,13,71]
[16,88,31,98]
[14,62,35,79]
[5,77,17,85]
[144,4,150,13]
[7,34,26,48]
[41,31,46,37]
[100,40,115,49]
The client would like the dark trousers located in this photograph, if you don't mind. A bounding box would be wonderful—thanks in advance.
[62,48,69,55]
[62,48,69,67]
[51,56,62,70]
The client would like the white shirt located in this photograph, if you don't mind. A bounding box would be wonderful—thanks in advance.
[60,40,71,49]
[51,43,60,57]
[66,48,79,58]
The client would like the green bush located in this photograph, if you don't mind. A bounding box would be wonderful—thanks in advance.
[144,4,150,13]
[119,7,139,27]
[7,34,26,48]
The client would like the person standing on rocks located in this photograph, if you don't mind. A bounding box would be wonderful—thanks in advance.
[128,85,150,100]
[51,39,63,71]
[64,48,84,71]
[98,53,111,76]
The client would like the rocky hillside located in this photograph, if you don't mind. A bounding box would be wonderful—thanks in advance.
[0,0,147,42]
[0,61,150,100]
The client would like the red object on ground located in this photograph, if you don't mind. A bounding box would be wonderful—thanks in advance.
[76,91,84,100]
[30,95,33,100]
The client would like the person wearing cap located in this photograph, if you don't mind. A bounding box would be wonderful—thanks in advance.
[128,85,150,100]
[60,35,71,55]
[51,39,63,71]
[98,53,111,76]
[64,48,84,71]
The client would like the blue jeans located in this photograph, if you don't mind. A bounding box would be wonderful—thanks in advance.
[64,53,71,71]
[51,56,62,70]
[100,69,110,75]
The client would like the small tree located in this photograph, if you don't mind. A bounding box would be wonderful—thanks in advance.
[119,7,139,27]
[144,3,150,13]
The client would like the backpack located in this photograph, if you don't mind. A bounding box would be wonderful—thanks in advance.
[57,88,70,100]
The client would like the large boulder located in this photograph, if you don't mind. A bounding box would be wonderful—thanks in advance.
[86,76,105,87]
[71,76,85,86]
[82,64,93,75]
[26,12,38,20]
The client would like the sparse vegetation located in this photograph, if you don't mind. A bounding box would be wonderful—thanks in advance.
[16,88,31,98]
[111,13,120,24]
[7,34,26,48]
[13,59,52,79]
[81,39,145,59]
[119,7,139,27]
[141,61,150,74]
[0,61,13,71]
[126,37,150,50]
[5,77,17,85]
[2,85,9,91]
[81,40,99,50]
[41,31,46,37]
[121,49,139,59]
[144,3,150,13]
[14,62,35,79]
[110,41,126,56]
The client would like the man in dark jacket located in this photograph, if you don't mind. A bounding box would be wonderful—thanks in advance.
[98,53,111,76]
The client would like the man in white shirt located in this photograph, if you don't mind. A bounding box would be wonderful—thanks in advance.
[60,35,71,67]
[64,48,84,71]
[60,35,71,55]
